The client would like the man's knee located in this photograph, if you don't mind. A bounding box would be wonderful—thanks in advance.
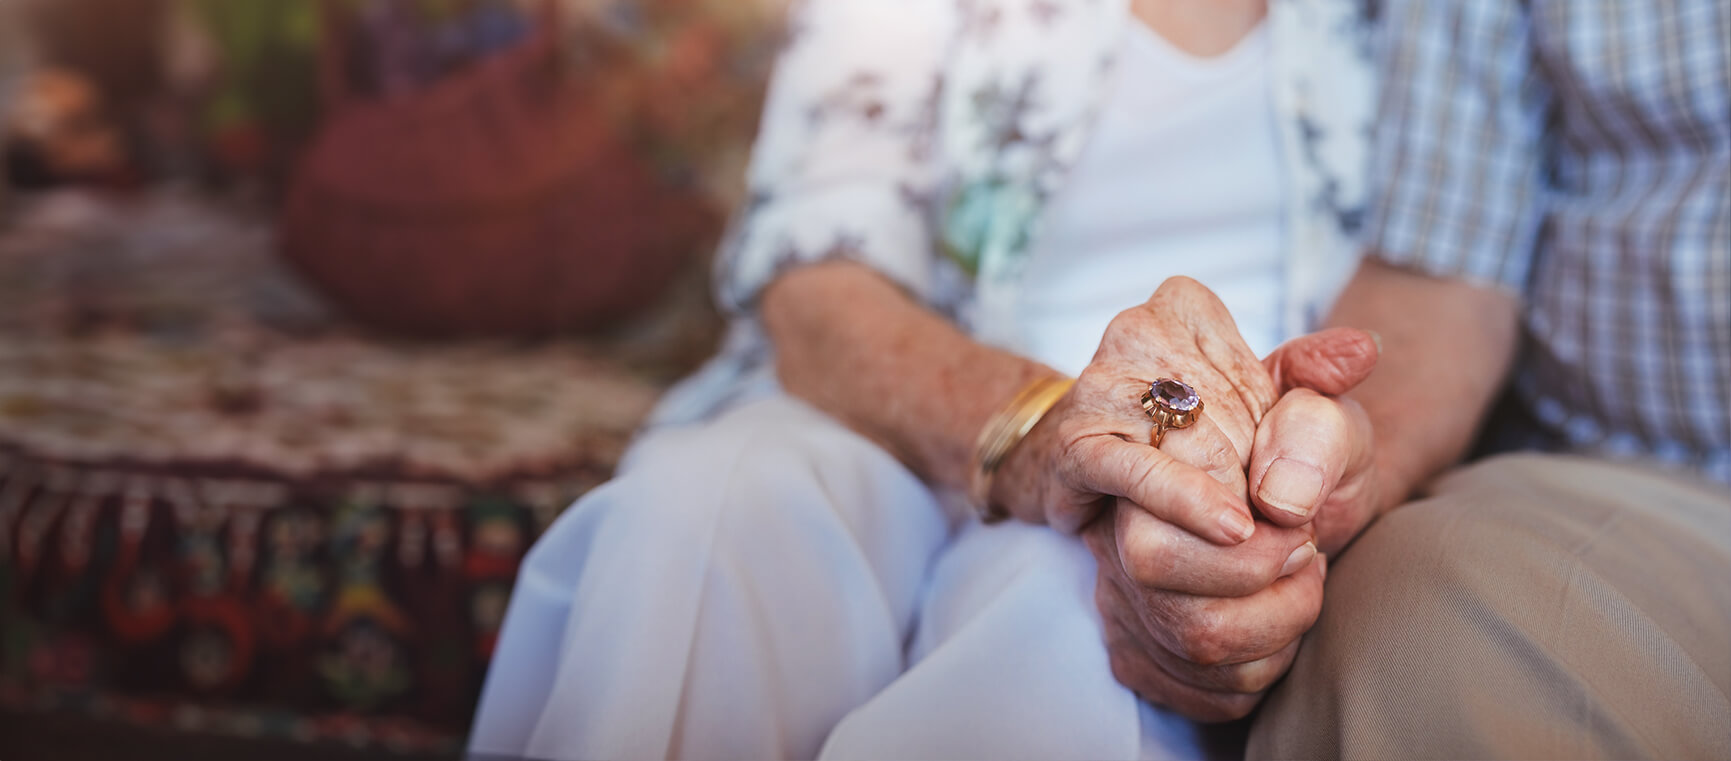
[1247,463,1563,757]
[1251,454,1731,759]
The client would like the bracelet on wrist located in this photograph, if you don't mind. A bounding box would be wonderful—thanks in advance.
[969,375,1074,523]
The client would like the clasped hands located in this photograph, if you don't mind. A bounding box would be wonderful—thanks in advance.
[991,277,1383,721]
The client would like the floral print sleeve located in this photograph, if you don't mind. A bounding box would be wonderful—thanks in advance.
[654,0,1377,429]
[712,0,957,315]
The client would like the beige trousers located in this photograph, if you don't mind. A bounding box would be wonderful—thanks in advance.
[1249,454,1731,759]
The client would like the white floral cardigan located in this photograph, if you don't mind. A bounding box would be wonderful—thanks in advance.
[649,0,1377,430]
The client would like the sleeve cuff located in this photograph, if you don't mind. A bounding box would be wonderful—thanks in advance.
[1362,204,1540,295]
[714,182,934,314]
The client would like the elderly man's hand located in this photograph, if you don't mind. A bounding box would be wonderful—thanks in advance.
[1248,387,1381,554]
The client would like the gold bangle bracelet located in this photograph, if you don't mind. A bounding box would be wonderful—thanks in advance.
[969,376,1074,522]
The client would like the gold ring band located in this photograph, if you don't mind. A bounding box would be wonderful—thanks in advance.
[1140,379,1203,447]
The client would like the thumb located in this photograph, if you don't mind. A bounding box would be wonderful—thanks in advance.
[1248,389,1372,526]
[1263,327,1380,396]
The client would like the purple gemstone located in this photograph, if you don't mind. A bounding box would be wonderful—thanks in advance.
[1151,379,1200,412]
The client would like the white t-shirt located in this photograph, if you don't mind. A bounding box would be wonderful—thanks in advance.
[1016,22,1287,377]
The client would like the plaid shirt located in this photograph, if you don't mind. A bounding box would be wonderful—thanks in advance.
[1368,0,1731,485]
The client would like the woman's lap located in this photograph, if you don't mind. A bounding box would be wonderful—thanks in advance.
[822,519,1208,760]
[471,394,1193,760]
[470,395,953,760]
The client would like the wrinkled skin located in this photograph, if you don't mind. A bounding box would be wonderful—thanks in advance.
[996,276,1383,720]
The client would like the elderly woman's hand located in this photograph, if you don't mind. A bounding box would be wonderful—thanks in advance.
[994,276,1367,535]
[762,264,1378,723]
[992,276,1380,720]
[1084,363,1380,720]
[1083,501,1328,720]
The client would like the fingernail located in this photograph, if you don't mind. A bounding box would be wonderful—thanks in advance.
[1367,330,1384,354]
[1217,510,1254,543]
[1259,458,1324,519]
[1281,542,1317,577]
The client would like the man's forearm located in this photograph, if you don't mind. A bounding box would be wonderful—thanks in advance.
[761,260,1060,495]
[1324,259,1523,511]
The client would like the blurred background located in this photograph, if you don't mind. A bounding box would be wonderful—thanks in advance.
[0,1,786,757]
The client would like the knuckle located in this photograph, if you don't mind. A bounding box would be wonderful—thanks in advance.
[1231,372,1280,418]
[1101,309,1150,348]
[1196,436,1238,472]
[1163,433,1232,473]
[1338,396,1374,438]
[1307,396,1352,432]
[1069,366,1134,419]
[1094,578,1116,611]
[1284,389,1345,428]
[1177,473,1232,518]
[1082,521,1113,558]
[1156,276,1231,318]
[1257,555,1289,589]
[1106,647,1142,690]
[1121,527,1176,588]
[1301,583,1326,621]
[1174,607,1234,667]
[1125,453,1167,504]
[1155,275,1201,299]
[1250,539,1301,585]
[1104,308,1137,333]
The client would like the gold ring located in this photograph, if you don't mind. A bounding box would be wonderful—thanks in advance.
[1140,378,1202,447]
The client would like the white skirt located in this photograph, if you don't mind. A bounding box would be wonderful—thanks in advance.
[468,395,1213,760]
